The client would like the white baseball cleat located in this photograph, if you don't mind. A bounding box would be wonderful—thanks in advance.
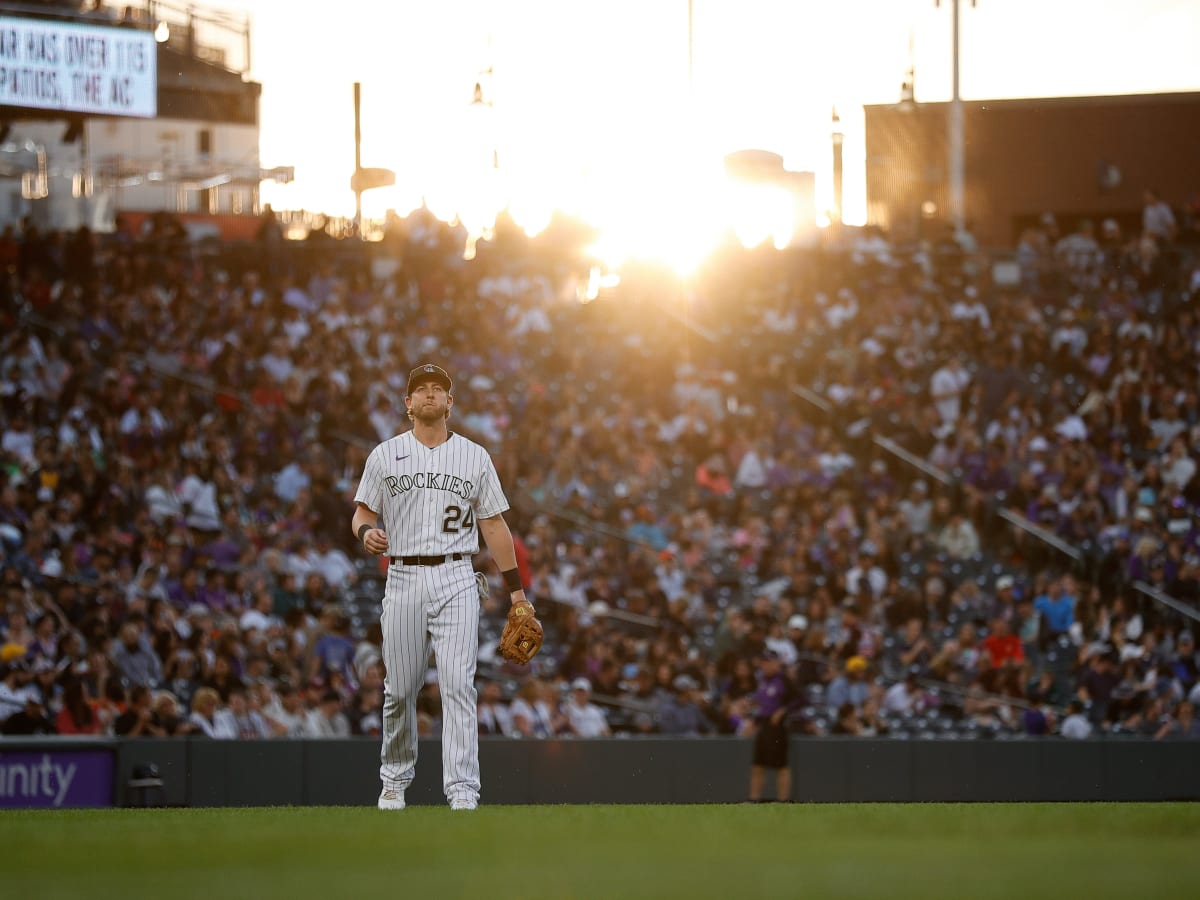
[449,799,477,811]
[377,788,406,810]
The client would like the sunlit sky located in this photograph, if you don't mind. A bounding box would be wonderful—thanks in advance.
[214,0,1198,240]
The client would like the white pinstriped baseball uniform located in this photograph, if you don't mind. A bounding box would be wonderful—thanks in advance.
[355,429,509,806]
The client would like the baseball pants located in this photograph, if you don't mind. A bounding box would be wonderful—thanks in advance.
[378,559,480,805]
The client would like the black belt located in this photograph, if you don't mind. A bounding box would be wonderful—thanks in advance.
[390,553,466,566]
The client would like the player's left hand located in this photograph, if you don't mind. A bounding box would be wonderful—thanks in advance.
[499,598,543,665]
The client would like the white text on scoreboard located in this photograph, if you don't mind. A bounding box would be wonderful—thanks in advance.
[0,16,157,118]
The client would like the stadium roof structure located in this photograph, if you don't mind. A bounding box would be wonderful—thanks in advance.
[863,89,1200,245]
[90,155,293,191]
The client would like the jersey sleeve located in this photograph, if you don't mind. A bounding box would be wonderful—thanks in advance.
[473,451,510,519]
[354,447,385,513]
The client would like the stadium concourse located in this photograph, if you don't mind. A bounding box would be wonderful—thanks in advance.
[1,201,1200,746]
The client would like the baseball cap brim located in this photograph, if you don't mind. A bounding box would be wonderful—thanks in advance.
[406,364,453,396]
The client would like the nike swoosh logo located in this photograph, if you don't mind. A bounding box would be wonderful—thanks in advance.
[396,455,410,461]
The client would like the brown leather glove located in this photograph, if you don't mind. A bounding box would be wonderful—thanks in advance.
[499,599,543,665]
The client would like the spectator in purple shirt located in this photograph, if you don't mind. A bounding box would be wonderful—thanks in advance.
[1078,647,1121,728]
[310,606,357,686]
[1166,631,1198,694]
[167,566,203,612]
[1026,483,1063,530]
[965,452,1013,510]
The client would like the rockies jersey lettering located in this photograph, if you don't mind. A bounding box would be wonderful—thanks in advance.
[355,431,508,556]
[385,472,474,498]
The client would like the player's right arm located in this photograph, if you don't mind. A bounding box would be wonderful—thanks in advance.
[351,502,388,555]
[351,448,389,555]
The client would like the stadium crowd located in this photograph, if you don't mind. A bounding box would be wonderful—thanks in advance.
[2,190,1199,745]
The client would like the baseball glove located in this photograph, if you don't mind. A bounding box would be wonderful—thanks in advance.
[499,599,543,665]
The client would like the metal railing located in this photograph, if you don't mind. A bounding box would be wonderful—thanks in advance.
[871,434,955,487]
[142,0,251,75]
[1133,580,1200,626]
[994,508,1084,563]
[789,383,831,414]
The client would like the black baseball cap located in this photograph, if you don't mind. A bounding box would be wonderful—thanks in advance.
[406,363,452,396]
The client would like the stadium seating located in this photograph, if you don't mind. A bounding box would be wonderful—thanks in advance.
[1,205,1198,743]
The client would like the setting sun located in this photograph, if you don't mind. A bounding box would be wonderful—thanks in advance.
[250,0,1200,271]
[254,0,839,270]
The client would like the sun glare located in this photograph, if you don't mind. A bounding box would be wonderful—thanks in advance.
[321,2,826,271]
[726,181,795,250]
[508,201,553,238]
[369,150,809,274]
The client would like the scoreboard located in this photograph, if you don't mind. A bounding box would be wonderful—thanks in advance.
[0,15,156,119]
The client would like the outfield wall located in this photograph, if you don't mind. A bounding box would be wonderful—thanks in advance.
[2,737,1197,807]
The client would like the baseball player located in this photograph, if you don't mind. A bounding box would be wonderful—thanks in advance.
[351,363,529,811]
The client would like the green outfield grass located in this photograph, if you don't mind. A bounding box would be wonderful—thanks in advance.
[1,803,1196,899]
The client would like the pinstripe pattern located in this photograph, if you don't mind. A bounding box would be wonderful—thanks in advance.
[355,430,507,807]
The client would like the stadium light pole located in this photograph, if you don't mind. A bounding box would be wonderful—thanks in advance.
[687,0,693,93]
[831,107,844,226]
[353,81,363,229]
[936,0,976,232]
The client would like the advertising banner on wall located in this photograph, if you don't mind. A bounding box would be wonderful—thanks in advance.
[0,748,114,808]
[0,16,157,118]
